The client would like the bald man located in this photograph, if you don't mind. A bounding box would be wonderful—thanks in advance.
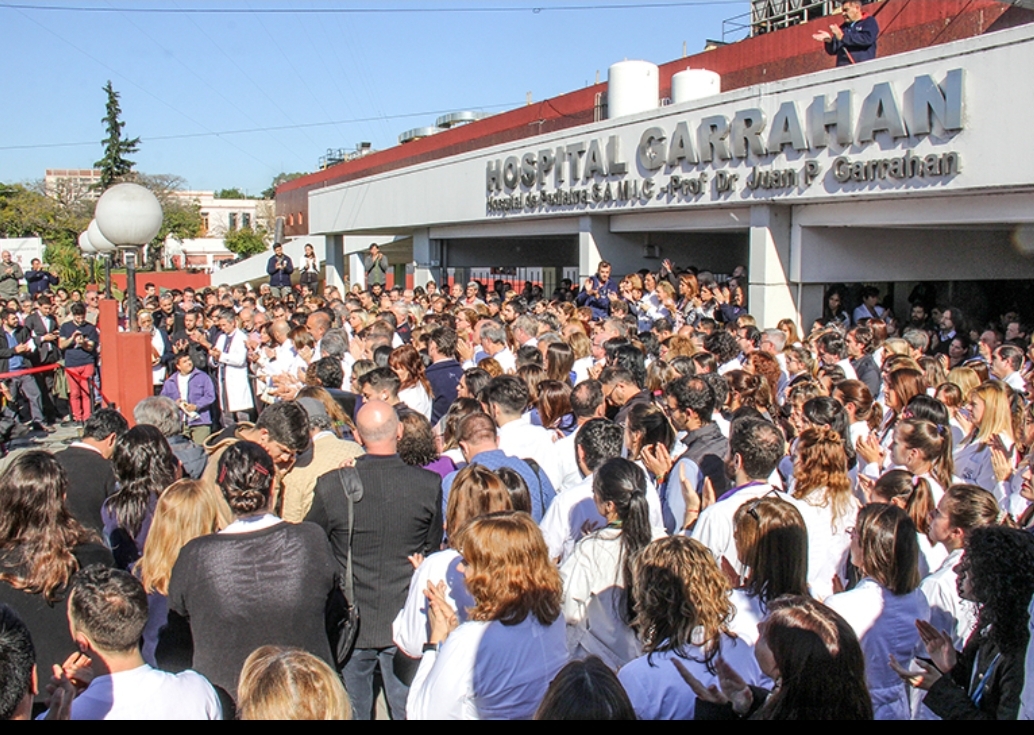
[306,311,332,359]
[305,399,442,720]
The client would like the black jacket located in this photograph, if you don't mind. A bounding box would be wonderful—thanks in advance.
[54,445,118,535]
[426,358,464,425]
[663,422,731,533]
[305,454,443,650]
[852,354,881,397]
[24,312,60,365]
[923,630,1024,720]
[0,324,34,375]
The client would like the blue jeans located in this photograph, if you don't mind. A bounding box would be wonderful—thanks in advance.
[342,647,409,720]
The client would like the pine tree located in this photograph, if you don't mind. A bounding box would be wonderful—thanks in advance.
[94,81,140,190]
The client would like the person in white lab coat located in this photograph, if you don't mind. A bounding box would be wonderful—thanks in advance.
[728,495,809,657]
[825,503,931,720]
[209,307,254,426]
[560,457,656,670]
[393,465,512,659]
[676,595,873,720]
[954,381,1016,495]
[789,426,860,600]
[618,536,764,720]
[921,484,999,649]
[407,512,568,720]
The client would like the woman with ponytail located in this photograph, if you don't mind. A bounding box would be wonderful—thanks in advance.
[560,457,659,669]
[921,484,1000,648]
[890,418,956,502]
[163,441,339,705]
[871,469,945,577]
[833,379,881,449]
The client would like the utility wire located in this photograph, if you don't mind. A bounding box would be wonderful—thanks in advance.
[0,1,747,14]
[0,104,522,151]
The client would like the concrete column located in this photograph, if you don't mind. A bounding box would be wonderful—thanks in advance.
[348,252,364,290]
[748,204,796,329]
[578,216,643,281]
[578,216,603,283]
[411,228,441,290]
[799,284,826,332]
[324,234,347,292]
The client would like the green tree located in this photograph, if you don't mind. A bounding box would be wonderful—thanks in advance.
[132,173,203,270]
[94,81,140,190]
[214,188,249,200]
[223,226,269,258]
[262,172,306,199]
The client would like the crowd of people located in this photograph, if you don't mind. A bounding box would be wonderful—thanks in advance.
[5,249,1034,720]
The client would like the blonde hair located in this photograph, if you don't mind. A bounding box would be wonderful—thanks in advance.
[881,338,911,358]
[947,366,980,400]
[968,381,1015,445]
[238,646,351,720]
[137,479,231,596]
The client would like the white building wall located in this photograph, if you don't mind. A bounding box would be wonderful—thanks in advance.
[304,23,1034,328]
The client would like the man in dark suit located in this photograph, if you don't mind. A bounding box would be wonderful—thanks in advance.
[24,295,61,423]
[305,400,442,720]
[53,409,129,535]
[0,308,48,432]
[424,326,464,425]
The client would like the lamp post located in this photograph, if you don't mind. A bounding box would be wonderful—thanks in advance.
[85,219,117,298]
[94,183,163,332]
[77,229,98,286]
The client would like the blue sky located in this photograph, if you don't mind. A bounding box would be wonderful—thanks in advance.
[0,1,750,195]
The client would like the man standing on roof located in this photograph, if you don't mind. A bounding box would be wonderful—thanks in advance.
[814,0,878,67]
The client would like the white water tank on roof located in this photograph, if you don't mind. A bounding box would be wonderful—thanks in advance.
[671,68,721,104]
[607,60,659,119]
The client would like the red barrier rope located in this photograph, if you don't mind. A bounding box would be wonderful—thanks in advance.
[0,364,60,380]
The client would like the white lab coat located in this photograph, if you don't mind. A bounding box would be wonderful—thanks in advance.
[212,329,253,412]
[825,578,931,720]
[788,487,859,601]
[955,433,1013,494]
[392,549,473,659]
[406,615,568,720]
[920,547,977,650]
[690,482,775,576]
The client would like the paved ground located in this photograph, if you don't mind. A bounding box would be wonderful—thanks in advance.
[0,419,84,472]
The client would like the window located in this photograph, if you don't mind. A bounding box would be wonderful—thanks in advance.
[228,212,238,231]
[242,212,251,229]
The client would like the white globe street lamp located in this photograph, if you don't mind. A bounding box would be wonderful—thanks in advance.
[78,230,97,255]
[94,183,164,331]
[87,219,117,255]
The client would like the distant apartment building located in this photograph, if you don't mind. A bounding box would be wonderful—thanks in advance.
[44,168,103,202]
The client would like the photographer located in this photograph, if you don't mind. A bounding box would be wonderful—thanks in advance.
[24,258,58,297]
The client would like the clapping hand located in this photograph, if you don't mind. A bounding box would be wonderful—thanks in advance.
[425,580,458,645]
[915,619,957,675]
[674,658,754,716]
[889,655,942,691]
[990,435,1015,482]
[640,443,673,479]
[812,29,832,42]
[855,434,885,467]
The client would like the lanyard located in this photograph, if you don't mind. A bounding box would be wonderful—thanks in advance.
[969,647,1002,707]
